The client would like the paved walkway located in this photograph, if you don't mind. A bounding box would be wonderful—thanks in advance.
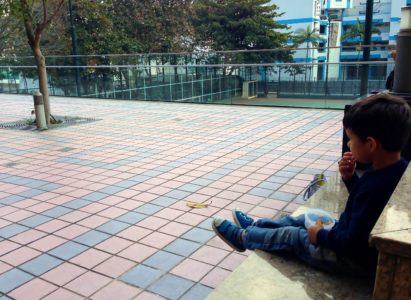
[0,94,342,300]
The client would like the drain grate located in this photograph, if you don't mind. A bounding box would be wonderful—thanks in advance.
[3,162,18,167]
[0,116,100,131]
[58,147,76,152]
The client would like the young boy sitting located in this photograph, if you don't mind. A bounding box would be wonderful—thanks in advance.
[212,94,411,274]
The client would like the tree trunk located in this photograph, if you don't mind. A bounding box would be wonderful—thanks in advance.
[33,47,51,125]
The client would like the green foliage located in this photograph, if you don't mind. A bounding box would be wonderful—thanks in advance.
[341,18,381,42]
[293,26,324,48]
[193,0,292,62]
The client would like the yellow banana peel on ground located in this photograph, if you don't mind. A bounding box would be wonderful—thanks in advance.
[186,201,211,209]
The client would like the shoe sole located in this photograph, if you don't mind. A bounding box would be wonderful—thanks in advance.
[212,221,245,252]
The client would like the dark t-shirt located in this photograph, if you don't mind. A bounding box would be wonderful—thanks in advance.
[317,158,408,269]
[385,70,395,90]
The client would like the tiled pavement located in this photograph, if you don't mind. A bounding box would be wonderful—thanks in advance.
[0,94,343,299]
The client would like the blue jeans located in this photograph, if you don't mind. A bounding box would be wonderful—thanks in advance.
[244,214,365,274]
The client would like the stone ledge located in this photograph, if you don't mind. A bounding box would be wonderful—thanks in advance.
[207,173,374,300]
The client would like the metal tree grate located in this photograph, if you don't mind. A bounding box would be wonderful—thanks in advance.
[0,116,100,131]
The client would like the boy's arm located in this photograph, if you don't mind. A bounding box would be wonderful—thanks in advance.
[315,190,382,252]
[342,172,359,193]
[339,152,358,192]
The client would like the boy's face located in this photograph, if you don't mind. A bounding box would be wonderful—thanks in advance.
[345,128,373,164]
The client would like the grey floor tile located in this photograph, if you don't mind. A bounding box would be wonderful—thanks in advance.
[74,230,111,246]
[181,228,214,244]
[0,224,29,239]
[96,220,130,235]
[0,269,33,293]
[180,283,213,300]
[19,215,52,228]
[150,196,178,207]
[116,212,147,224]
[164,239,202,257]
[148,274,194,300]
[134,204,163,215]
[120,265,163,288]
[48,241,88,260]
[19,254,63,276]
[143,251,184,271]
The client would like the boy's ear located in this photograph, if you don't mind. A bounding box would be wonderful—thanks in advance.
[366,136,379,152]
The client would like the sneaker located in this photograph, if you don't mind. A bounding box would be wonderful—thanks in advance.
[212,217,246,252]
[232,208,254,229]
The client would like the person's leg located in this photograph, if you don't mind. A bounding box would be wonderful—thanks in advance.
[213,217,365,275]
[252,214,305,229]
[233,208,305,229]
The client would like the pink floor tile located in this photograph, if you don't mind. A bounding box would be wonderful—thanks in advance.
[95,236,134,254]
[3,210,35,222]
[118,243,157,262]
[64,271,112,297]
[59,210,91,223]
[207,197,232,208]
[114,189,140,198]
[0,246,41,266]
[236,194,265,205]
[169,201,191,212]
[77,215,110,228]
[99,195,126,206]
[9,278,58,300]
[97,206,128,218]
[175,212,207,226]
[200,267,231,288]
[134,291,166,300]
[190,245,230,265]
[283,202,301,214]
[10,229,47,245]
[157,222,191,237]
[259,198,288,210]
[216,190,243,201]
[197,187,222,197]
[90,280,141,300]
[66,188,93,198]
[132,192,158,203]
[29,235,67,252]
[117,226,152,242]
[32,192,60,201]
[171,258,213,282]
[153,207,184,220]
[0,205,18,216]
[11,199,40,208]
[147,186,172,196]
[248,206,279,219]
[70,248,111,269]
[207,236,234,252]
[93,256,135,278]
[42,288,84,300]
[115,199,144,210]
[0,240,21,256]
[218,252,248,271]
[0,261,13,274]
[80,202,109,214]
[136,216,169,230]
[279,184,305,194]
[47,195,75,205]
[139,232,175,249]
[35,219,71,233]
[41,262,88,286]
[54,224,90,239]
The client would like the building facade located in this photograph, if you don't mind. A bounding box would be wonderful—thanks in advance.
[272,0,410,81]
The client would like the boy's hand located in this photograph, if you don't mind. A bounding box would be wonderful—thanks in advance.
[339,152,356,180]
[308,219,324,245]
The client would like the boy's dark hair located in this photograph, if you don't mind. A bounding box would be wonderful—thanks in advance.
[343,94,411,152]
